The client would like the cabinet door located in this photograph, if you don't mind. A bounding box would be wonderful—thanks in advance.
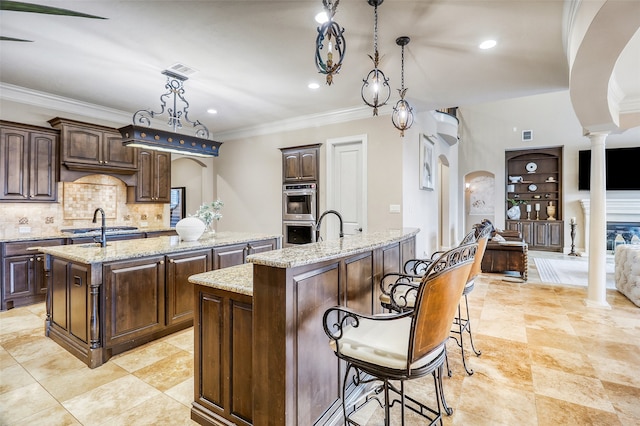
[61,125,102,165]
[3,255,34,300]
[520,222,533,246]
[298,149,317,181]
[153,151,171,202]
[133,150,171,202]
[29,131,58,201]
[0,127,29,200]
[548,222,563,248]
[247,238,278,255]
[102,131,137,170]
[283,152,301,182]
[103,256,166,347]
[213,243,247,269]
[166,250,212,326]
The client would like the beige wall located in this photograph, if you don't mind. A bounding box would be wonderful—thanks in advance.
[213,115,405,236]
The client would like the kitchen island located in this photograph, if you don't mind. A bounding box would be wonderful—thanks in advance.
[189,228,418,426]
[38,232,280,368]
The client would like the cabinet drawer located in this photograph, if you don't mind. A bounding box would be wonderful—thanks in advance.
[3,238,65,256]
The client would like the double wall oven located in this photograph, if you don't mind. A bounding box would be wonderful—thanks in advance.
[282,183,317,246]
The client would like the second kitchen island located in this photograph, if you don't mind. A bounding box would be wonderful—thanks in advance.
[189,228,418,426]
[39,232,281,368]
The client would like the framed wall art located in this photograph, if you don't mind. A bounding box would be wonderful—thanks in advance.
[419,134,435,191]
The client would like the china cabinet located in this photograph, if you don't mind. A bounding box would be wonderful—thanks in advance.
[505,146,563,252]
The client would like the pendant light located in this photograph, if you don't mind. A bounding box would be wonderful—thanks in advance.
[118,70,222,157]
[361,0,390,116]
[315,0,346,86]
[391,36,414,137]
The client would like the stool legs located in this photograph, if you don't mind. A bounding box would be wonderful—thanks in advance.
[451,293,481,375]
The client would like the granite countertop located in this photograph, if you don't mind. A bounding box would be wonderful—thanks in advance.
[38,231,281,264]
[247,228,419,268]
[0,227,175,243]
[188,263,254,296]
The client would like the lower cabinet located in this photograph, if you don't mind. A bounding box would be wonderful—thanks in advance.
[166,249,212,326]
[1,238,65,310]
[506,220,563,252]
[103,256,166,348]
[213,238,280,269]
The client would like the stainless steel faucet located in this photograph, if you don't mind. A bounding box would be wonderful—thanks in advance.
[316,210,344,241]
[92,208,107,247]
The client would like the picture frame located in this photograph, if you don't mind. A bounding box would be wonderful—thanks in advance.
[419,134,435,191]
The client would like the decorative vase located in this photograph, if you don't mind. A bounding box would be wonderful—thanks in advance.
[507,205,521,220]
[205,220,217,237]
[175,217,205,241]
[546,203,556,220]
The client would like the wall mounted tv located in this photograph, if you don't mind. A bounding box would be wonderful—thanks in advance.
[578,147,640,190]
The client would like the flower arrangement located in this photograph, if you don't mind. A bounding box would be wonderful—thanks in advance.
[193,199,224,227]
[507,198,527,207]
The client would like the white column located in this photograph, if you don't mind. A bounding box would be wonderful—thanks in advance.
[585,132,610,309]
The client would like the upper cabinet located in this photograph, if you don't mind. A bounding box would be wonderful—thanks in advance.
[0,121,58,202]
[281,144,320,182]
[48,117,137,175]
[128,149,171,203]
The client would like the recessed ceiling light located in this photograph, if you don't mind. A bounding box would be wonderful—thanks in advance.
[315,11,328,24]
[207,109,218,114]
[479,39,497,50]
[308,83,320,90]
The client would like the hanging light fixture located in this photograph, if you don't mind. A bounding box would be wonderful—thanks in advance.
[361,0,390,116]
[391,36,414,137]
[315,0,346,86]
[118,70,222,157]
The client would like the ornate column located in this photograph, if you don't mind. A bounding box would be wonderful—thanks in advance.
[585,132,610,309]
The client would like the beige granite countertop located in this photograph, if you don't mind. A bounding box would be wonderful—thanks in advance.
[188,263,254,296]
[38,231,281,264]
[247,228,419,268]
[0,227,175,243]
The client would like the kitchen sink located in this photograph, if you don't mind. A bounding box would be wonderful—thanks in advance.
[61,226,138,234]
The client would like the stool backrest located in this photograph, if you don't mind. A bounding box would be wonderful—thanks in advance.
[408,243,477,368]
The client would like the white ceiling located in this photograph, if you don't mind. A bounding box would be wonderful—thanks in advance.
[0,1,638,138]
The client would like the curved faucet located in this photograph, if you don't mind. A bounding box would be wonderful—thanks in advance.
[92,208,107,247]
[316,210,344,241]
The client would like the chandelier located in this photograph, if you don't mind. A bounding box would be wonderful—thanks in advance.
[118,70,222,157]
[361,0,390,116]
[391,36,414,137]
[315,0,346,86]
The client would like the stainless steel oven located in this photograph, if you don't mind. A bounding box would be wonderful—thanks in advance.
[282,183,317,221]
[283,221,317,246]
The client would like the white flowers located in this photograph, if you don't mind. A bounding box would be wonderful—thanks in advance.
[193,199,224,226]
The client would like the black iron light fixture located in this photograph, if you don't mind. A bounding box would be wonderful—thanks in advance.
[361,0,390,116]
[391,36,414,137]
[118,70,222,157]
[315,0,346,86]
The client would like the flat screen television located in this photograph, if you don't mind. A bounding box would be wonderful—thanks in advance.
[578,147,640,190]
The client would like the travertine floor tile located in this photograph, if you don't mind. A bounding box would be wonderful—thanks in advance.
[111,340,185,373]
[0,382,60,424]
[133,350,193,392]
[96,393,194,426]
[39,361,129,402]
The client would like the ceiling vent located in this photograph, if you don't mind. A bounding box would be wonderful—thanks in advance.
[166,63,198,78]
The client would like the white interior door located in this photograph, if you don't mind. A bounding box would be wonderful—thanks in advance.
[326,135,367,238]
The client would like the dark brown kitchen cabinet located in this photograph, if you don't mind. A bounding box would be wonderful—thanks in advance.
[103,256,166,348]
[128,149,171,203]
[166,249,212,327]
[1,238,65,310]
[213,238,280,269]
[0,122,58,202]
[281,144,320,182]
[48,117,137,174]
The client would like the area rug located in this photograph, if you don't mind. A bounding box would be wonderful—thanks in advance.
[533,258,616,289]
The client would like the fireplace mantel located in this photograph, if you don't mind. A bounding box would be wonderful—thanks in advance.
[580,198,640,252]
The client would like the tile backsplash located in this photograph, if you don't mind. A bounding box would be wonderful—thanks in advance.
[0,175,167,239]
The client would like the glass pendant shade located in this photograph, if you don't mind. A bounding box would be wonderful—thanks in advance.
[315,0,345,85]
[361,0,389,116]
[391,36,414,137]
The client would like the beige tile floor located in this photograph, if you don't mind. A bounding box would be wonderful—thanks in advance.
[1,251,639,425]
